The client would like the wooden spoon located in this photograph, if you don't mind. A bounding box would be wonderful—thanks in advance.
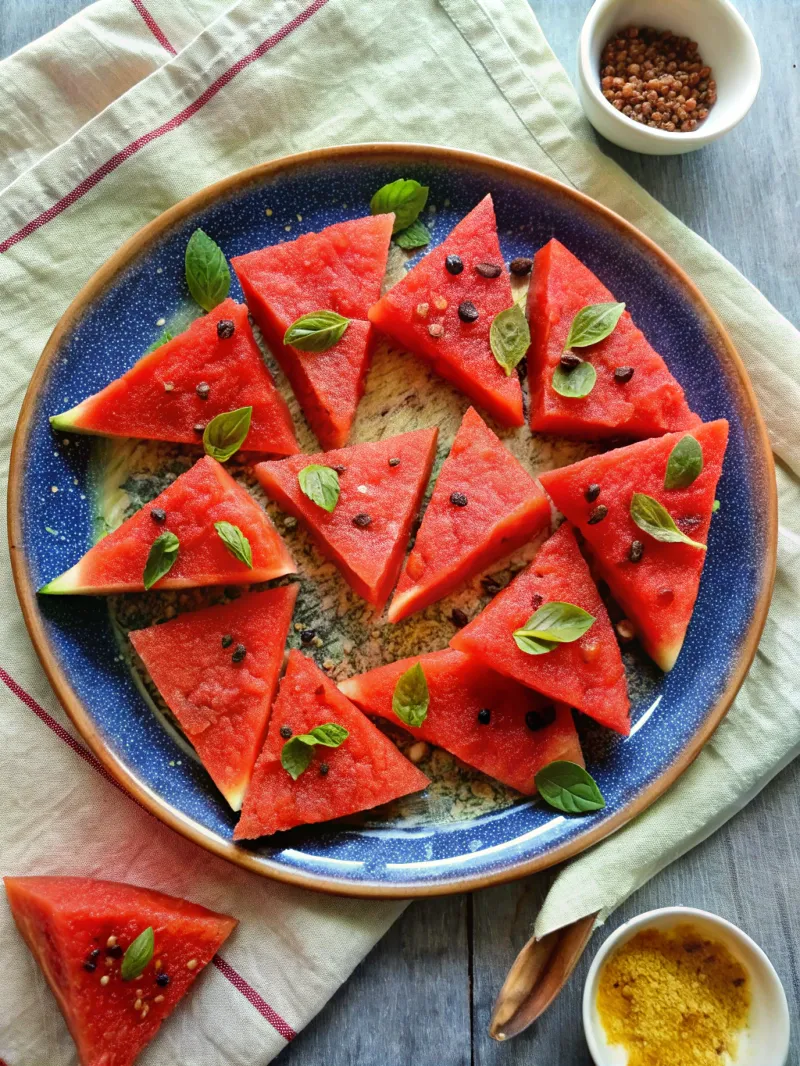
[489,911,599,1041]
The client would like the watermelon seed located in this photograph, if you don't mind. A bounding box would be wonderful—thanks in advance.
[134,998,143,1011]
[525,707,557,731]
[482,575,501,595]
[451,608,468,628]
[509,257,533,276]
[155,973,170,987]
[388,457,401,467]
[221,634,233,648]
[475,262,502,278]
[616,620,636,642]
[458,300,479,323]
[450,492,468,507]
[196,382,210,400]
[280,725,293,738]
[150,508,166,523]
[163,381,174,392]
[141,1004,150,1018]
[587,504,608,524]
[445,254,464,275]
[106,936,118,948]
[100,975,110,986]
[333,464,346,474]
[629,540,644,563]
[186,959,198,970]
[231,644,247,663]
[478,708,491,725]
[428,323,445,339]
[352,513,372,528]
[657,587,675,605]
[300,629,316,645]
[559,351,584,371]
[216,319,235,339]
[531,593,543,608]
[614,366,635,382]
[193,423,205,434]
[320,762,330,775]
[154,995,165,1003]
[585,484,601,502]
[84,955,98,973]
[106,944,123,959]
[415,302,429,318]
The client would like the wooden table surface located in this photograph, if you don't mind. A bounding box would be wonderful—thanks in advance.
[2,2,798,1063]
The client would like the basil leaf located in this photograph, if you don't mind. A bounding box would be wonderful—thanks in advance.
[281,737,315,781]
[664,434,703,490]
[203,406,252,462]
[143,531,179,590]
[394,219,431,250]
[564,302,625,349]
[513,631,559,656]
[535,761,606,814]
[284,311,350,353]
[712,499,721,513]
[515,601,596,644]
[298,464,340,512]
[214,521,252,568]
[121,926,154,981]
[392,662,429,728]
[146,329,173,353]
[185,229,230,312]
[630,492,707,550]
[490,304,530,376]
[552,360,597,399]
[370,178,429,233]
[307,723,349,747]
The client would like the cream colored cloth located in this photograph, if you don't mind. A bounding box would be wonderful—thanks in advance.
[1,1,798,1062]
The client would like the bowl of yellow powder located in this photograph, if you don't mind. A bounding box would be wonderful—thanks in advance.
[583,907,790,1066]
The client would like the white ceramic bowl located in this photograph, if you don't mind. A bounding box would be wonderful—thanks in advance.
[578,0,761,155]
[583,907,790,1066]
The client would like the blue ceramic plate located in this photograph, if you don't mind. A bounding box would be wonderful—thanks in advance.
[9,146,776,898]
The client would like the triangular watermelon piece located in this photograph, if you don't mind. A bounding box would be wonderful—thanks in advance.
[4,875,236,1066]
[235,650,429,838]
[368,196,524,427]
[232,215,394,449]
[388,407,551,622]
[451,523,630,734]
[129,586,298,810]
[527,238,700,439]
[50,299,299,456]
[340,649,582,795]
[539,420,728,671]
[40,455,295,594]
[254,427,437,609]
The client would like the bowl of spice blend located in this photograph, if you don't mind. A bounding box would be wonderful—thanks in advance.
[578,0,761,154]
[583,907,790,1066]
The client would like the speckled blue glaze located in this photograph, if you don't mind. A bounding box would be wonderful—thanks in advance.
[18,154,771,892]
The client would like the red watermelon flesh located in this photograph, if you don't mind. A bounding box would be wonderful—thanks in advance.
[235,650,429,838]
[40,455,295,594]
[451,523,630,734]
[232,215,394,449]
[339,649,582,795]
[527,239,700,439]
[539,420,728,672]
[254,427,437,609]
[4,876,236,1066]
[388,407,551,622]
[368,196,524,427]
[50,300,298,456]
[129,586,298,810]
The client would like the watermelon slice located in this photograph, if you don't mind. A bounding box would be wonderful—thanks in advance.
[451,523,630,734]
[129,586,297,810]
[232,215,394,449]
[388,407,551,622]
[539,420,728,671]
[235,650,429,839]
[254,427,437,609]
[40,455,294,594]
[50,299,298,456]
[4,875,236,1066]
[527,238,700,439]
[339,649,582,795]
[368,196,524,427]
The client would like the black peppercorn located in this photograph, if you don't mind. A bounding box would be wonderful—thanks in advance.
[83,960,97,972]
[559,351,584,370]
[232,643,246,663]
[450,491,468,507]
[458,300,479,323]
[629,540,644,563]
[475,262,502,278]
[319,762,330,776]
[445,254,464,275]
[525,706,557,731]
[280,725,292,739]
[150,508,167,523]
[352,513,372,528]
[300,629,316,645]
[388,457,401,467]
[614,366,634,383]
[156,972,170,987]
[588,505,608,524]
[509,257,533,276]
[585,484,601,503]
[477,708,491,725]
[217,319,235,340]
[196,382,210,400]
[451,608,468,628]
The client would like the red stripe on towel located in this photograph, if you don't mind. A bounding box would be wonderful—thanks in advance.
[130,0,178,55]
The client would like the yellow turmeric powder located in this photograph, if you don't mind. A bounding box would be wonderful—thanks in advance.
[596,923,750,1066]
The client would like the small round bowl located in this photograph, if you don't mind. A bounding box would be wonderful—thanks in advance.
[578,0,761,155]
[583,907,790,1066]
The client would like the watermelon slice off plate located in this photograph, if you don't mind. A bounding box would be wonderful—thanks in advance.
[129,585,298,810]
[527,238,700,439]
[388,406,551,622]
[4,875,236,1066]
[254,427,437,609]
[368,195,524,427]
[539,420,729,671]
[339,649,582,795]
[235,650,429,839]
[40,455,295,594]
[451,523,630,734]
[50,299,298,455]
[232,215,394,449]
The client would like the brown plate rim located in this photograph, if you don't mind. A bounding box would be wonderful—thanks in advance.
[8,142,778,899]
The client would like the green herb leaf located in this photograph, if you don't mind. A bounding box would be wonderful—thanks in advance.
[298,464,340,512]
[370,179,429,233]
[630,492,707,550]
[281,737,315,780]
[143,532,179,590]
[306,723,349,747]
[664,434,703,490]
[712,499,721,513]
[214,521,252,568]
[535,761,606,814]
[185,229,230,312]
[564,302,625,349]
[121,926,155,981]
[284,311,350,352]
[203,406,252,462]
[513,631,560,656]
[514,601,596,645]
[552,360,597,399]
[490,304,530,376]
[145,329,173,353]
[392,662,429,728]
[394,219,431,250]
